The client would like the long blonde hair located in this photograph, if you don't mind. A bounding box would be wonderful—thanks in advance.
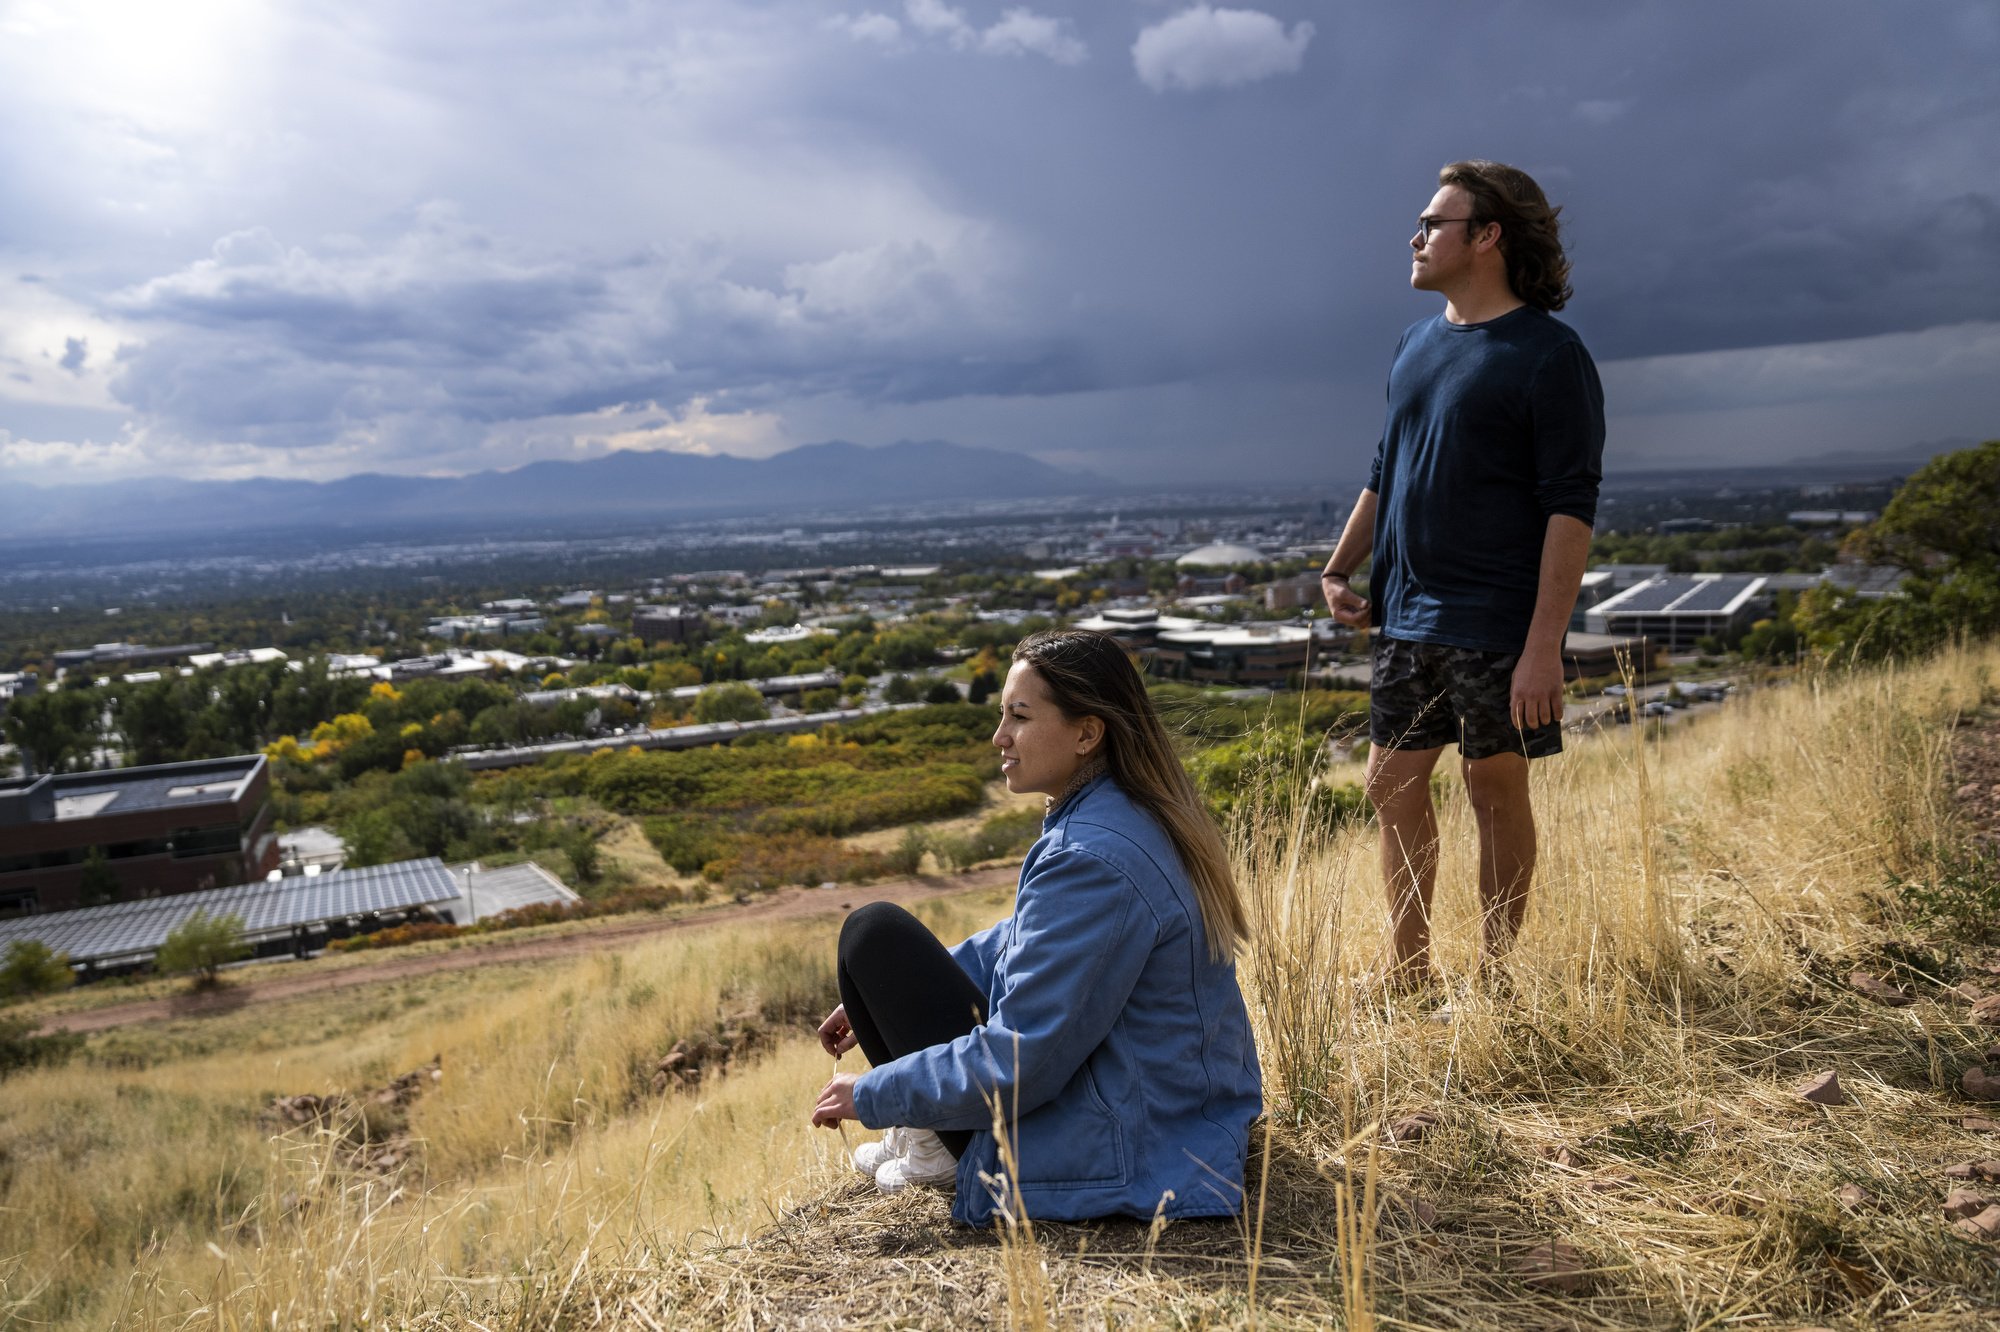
[1011,629,1246,960]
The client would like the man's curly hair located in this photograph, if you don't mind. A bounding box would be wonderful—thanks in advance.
[1439,160,1573,312]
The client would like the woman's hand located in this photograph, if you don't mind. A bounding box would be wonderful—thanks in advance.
[811,1072,859,1128]
[817,1003,857,1057]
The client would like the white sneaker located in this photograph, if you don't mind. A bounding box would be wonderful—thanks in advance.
[874,1128,957,1192]
[851,1126,907,1178]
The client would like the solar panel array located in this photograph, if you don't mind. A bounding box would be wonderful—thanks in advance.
[1674,575,1760,613]
[1602,575,1766,617]
[1605,579,1690,614]
[0,858,461,966]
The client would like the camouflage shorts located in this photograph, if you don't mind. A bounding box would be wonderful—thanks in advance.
[1369,636,1563,761]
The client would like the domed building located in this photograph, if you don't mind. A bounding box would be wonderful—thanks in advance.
[1173,542,1264,569]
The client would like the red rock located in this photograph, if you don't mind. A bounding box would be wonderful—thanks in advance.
[1945,1159,2000,1182]
[1958,783,1983,800]
[1849,971,1913,1006]
[1944,1188,1996,1221]
[1823,1253,1881,1298]
[1541,1144,1582,1168]
[1965,1115,2000,1132]
[1798,1071,1850,1106]
[1837,1182,1872,1209]
[1401,1196,1439,1227]
[1953,1205,2000,1240]
[1971,995,2000,1026]
[1586,1173,1638,1194]
[1958,981,1993,1003]
[1386,1111,1440,1143]
[1962,1067,2000,1102]
[1986,1044,2000,1063]
[1512,1240,1588,1294]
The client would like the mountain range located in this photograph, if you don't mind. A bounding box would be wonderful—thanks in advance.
[0,441,1110,538]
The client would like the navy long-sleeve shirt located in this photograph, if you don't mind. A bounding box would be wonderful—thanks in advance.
[1365,306,1605,654]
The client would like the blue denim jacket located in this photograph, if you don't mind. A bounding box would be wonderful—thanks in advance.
[852,774,1263,1225]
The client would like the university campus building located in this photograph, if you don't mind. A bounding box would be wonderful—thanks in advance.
[0,755,280,916]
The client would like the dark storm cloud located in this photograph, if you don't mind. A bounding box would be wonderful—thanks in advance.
[0,0,1995,482]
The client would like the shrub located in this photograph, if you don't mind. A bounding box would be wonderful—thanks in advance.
[0,1014,83,1079]
[750,765,985,837]
[327,921,463,953]
[0,939,73,1000]
[1189,728,1369,827]
[701,832,887,893]
[1891,845,2000,942]
[883,826,928,877]
[929,809,1043,873]
[642,815,731,874]
[693,683,769,724]
[154,910,249,988]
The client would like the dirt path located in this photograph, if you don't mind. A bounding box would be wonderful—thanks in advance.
[39,867,1018,1035]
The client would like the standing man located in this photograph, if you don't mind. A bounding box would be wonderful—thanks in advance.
[1321,160,1603,993]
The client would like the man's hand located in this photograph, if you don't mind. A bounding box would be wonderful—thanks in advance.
[1321,575,1370,629]
[1510,644,1566,730]
[817,1003,857,1057]
[811,1072,859,1128]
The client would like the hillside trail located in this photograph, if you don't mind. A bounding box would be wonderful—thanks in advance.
[38,866,1017,1035]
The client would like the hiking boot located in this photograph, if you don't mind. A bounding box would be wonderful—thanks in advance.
[873,1128,957,1192]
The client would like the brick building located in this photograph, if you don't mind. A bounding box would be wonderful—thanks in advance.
[0,756,280,916]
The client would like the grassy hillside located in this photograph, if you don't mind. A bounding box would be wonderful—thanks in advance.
[5,649,1999,1328]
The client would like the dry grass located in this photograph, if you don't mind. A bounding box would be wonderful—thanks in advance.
[6,648,2000,1329]
[595,815,705,895]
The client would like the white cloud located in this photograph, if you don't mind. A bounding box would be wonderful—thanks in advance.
[1574,98,1632,125]
[981,9,1086,65]
[829,12,903,46]
[0,278,133,411]
[905,0,976,49]
[1601,321,2000,416]
[1132,5,1314,93]
[891,1,1084,64]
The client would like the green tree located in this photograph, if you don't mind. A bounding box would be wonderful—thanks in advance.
[1857,440,2000,577]
[882,673,920,704]
[1796,440,2000,661]
[966,668,999,705]
[923,678,961,705]
[692,683,769,724]
[561,826,601,885]
[3,686,100,774]
[78,846,121,906]
[118,677,193,765]
[0,939,73,999]
[154,910,249,988]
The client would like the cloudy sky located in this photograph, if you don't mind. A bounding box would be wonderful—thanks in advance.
[1,1,1995,490]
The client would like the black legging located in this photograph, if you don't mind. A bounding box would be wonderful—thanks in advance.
[838,901,988,1159]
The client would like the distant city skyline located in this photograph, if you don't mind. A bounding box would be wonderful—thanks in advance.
[1,2,1995,490]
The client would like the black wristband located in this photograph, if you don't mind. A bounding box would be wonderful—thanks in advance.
[1325,569,1353,582]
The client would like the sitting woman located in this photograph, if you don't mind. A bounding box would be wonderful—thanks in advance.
[810,628,1262,1226]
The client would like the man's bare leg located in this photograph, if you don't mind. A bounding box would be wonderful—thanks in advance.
[1364,743,1446,988]
[1462,751,1536,966]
